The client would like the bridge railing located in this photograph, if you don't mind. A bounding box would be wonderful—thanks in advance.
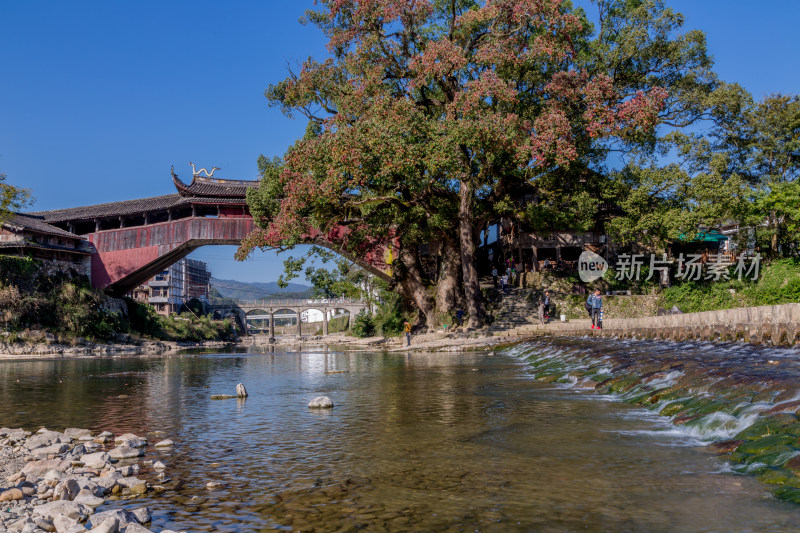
[208,297,367,308]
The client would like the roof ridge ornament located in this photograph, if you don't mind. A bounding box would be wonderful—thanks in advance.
[189,162,221,179]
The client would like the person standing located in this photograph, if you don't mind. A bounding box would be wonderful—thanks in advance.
[404,321,412,346]
[456,308,465,328]
[500,273,509,293]
[543,291,551,321]
[587,289,603,329]
[491,266,498,288]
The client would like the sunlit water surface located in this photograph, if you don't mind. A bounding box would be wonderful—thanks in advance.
[1,345,799,532]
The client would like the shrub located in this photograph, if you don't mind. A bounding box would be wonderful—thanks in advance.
[352,311,376,337]
[373,293,407,336]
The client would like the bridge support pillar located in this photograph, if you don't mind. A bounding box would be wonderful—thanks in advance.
[297,310,302,336]
[269,311,275,339]
[239,311,248,336]
[323,309,329,336]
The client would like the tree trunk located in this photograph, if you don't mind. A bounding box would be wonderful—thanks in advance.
[459,178,485,328]
[771,209,779,256]
[436,237,460,316]
[397,246,437,331]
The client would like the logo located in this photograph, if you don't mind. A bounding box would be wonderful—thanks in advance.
[579,251,608,282]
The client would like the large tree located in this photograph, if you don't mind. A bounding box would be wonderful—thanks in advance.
[239,0,702,327]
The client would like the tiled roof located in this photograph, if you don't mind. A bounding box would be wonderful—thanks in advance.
[29,194,247,224]
[2,213,83,238]
[172,173,258,198]
[30,194,186,223]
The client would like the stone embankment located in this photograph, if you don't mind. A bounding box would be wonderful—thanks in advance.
[553,303,800,345]
[0,427,182,532]
[472,303,800,348]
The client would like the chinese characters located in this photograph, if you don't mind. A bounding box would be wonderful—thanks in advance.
[612,253,761,282]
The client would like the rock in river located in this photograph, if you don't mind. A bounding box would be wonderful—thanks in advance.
[308,396,334,409]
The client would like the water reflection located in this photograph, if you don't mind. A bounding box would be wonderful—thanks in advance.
[0,347,798,531]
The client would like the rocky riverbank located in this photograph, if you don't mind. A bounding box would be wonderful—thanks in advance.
[0,427,182,532]
[0,338,236,358]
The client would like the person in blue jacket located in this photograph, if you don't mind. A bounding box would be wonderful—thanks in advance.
[587,289,603,329]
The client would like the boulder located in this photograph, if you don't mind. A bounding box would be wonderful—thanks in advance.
[89,510,132,529]
[308,396,334,409]
[34,442,70,457]
[130,507,151,524]
[89,517,120,533]
[33,500,92,520]
[119,438,147,448]
[24,431,62,450]
[152,461,166,470]
[116,465,138,477]
[109,446,142,460]
[153,440,173,448]
[54,514,87,533]
[129,482,148,495]
[34,516,56,532]
[7,516,36,532]
[67,444,87,460]
[80,452,111,469]
[93,432,113,444]
[23,459,71,477]
[90,476,117,493]
[64,428,92,440]
[113,434,143,444]
[53,478,81,501]
[116,477,145,489]
[0,488,24,502]
[73,490,105,508]
[44,469,64,483]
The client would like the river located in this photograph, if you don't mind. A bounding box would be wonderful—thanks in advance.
[1,343,799,532]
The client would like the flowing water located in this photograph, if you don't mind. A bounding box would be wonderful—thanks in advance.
[1,343,799,532]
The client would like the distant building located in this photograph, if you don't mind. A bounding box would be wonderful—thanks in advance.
[135,258,211,316]
[0,213,92,274]
[184,258,211,301]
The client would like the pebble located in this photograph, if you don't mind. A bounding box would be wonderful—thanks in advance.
[154,439,173,448]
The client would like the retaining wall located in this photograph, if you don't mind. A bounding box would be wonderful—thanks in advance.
[544,303,800,345]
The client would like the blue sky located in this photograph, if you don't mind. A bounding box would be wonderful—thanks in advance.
[1,1,798,283]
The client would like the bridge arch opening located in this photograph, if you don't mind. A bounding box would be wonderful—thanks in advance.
[328,308,352,333]
[245,309,270,334]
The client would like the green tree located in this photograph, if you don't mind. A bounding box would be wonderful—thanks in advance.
[0,172,32,222]
[614,89,799,255]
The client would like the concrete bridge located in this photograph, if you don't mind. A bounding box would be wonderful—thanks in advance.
[209,298,369,337]
[29,170,395,297]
